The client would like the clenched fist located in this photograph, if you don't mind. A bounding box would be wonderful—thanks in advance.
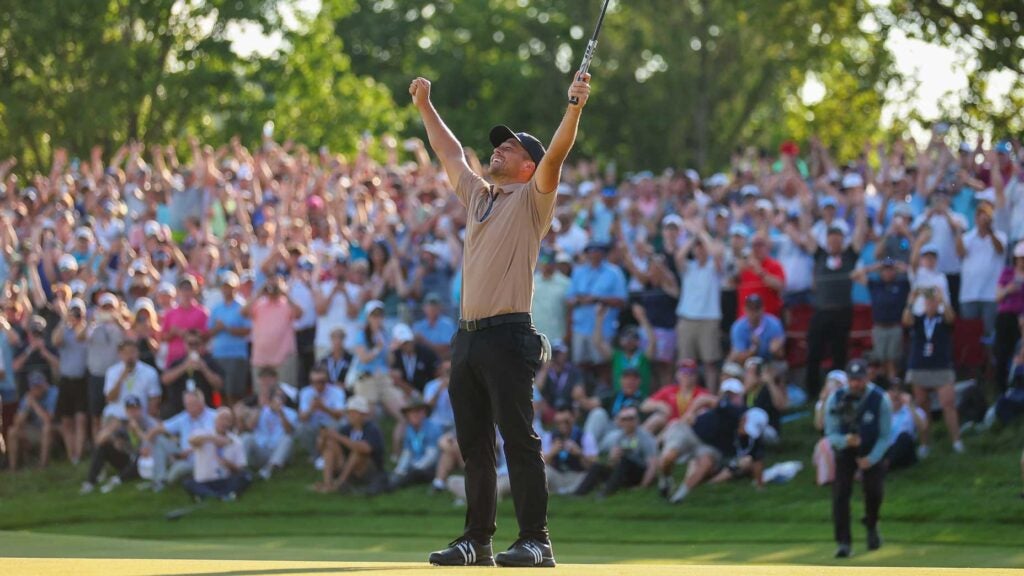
[410,77,432,108]
[568,72,592,109]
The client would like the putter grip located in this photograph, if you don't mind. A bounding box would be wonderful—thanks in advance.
[568,70,587,105]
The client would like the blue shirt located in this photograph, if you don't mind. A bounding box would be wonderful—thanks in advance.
[867,279,911,324]
[164,407,217,452]
[730,314,785,358]
[18,387,58,424]
[298,384,347,428]
[351,329,391,376]
[207,298,251,359]
[423,377,454,431]
[413,316,457,347]
[253,405,298,450]
[590,201,616,244]
[568,261,628,340]
[403,419,443,460]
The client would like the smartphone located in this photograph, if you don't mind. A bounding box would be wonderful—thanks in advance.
[262,121,275,138]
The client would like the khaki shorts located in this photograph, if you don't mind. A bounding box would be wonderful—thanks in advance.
[676,318,722,363]
[661,420,721,464]
[871,325,903,362]
[354,373,404,405]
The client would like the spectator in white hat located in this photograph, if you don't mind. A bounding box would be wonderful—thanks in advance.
[908,242,950,315]
[709,407,770,487]
[314,396,387,494]
[674,229,724,388]
[85,292,127,435]
[911,188,967,310]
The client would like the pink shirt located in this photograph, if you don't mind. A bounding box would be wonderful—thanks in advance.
[251,296,296,366]
[162,303,209,366]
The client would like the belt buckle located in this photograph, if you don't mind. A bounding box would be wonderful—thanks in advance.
[465,319,478,332]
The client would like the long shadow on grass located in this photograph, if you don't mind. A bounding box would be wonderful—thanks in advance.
[150,569,418,576]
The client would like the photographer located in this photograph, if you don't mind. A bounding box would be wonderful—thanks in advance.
[741,357,787,439]
[160,329,224,417]
[824,359,892,558]
[242,274,302,388]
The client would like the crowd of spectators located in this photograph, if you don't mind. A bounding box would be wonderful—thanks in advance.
[0,126,1023,503]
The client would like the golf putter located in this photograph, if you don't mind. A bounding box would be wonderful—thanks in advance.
[569,0,612,105]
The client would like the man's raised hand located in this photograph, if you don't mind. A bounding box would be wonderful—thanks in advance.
[568,72,592,109]
[410,77,432,108]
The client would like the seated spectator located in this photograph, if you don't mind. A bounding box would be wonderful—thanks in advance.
[535,343,584,423]
[86,293,127,436]
[577,366,646,445]
[350,300,404,413]
[147,389,217,491]
[296,367,347,458]
[709,407,770,487]
[6,371,58,470]
[389,395,443,490]
[160,330,224,417]
[390,323,440,395]
[902,287,962,455]
[885,382,929,469]
[207,271,252,405]
[593,303,654,396]
[103,340,161,422]
[640,359,709,436]
[317,329,353,390]
[573,406,657,498]
[663,378,747,504]
[740,357,787,438]
[728,295,785,364]
[80,395,157,494]
[446,431,512,505]
[813,370,848,486]
[183,407,251,502]
[315,396,387,495]
[240,384,296,481]
[431,431,464,493]
[852,258,911,382]
[423,361,454,433]
[542,408,598,495]
[412,293,458,359]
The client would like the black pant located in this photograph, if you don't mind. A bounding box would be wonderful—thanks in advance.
[805,307,853,399]
[87,442,139,484]
[995,312,1020,392]
[449,322,547,543]
[947,273,961,315]
[183,472,252,500]
[573,457,646,497]
[832,449,886,546]
[296,327,317,389]
[885,432,917,470]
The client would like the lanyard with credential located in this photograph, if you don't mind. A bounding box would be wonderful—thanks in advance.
[922,316,940,358]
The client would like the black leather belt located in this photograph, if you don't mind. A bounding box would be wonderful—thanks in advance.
[459,312,532,332]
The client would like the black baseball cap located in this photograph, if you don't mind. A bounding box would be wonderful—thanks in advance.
[489,125,546,165]
[847,358,869,379]
[124,395,143,409]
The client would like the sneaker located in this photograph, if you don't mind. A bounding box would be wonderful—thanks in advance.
[221,492,237,502]
[151,481,166,493]
[428,537,495,566]
[79,482,95,495]
[916,444,930,460]
[866,526,882,551]
[495,538,556,568]
[314,457,325,471]
[657,476,673,499]
[430,478,446,493]
[135,481,153,491]
[835,543,852,558]
[952,440,965,454]
[259,467,273,481]
[669,483,689,504]
[100,476,122,494]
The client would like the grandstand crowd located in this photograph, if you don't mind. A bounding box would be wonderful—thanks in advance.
[1,128,1023,503]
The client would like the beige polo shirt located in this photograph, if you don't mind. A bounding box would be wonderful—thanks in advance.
[455,166,558,321]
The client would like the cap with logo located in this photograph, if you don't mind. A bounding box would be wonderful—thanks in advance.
[489,125,546,165]
[846,358,869,379]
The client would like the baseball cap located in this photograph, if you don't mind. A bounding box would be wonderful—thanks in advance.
[58,254,79,272]
[489,125,546,165]
[819,196,839,209]
[584,241,610,253]
[920,243,939,256]
[706,173,729,188]
[744,293,764,308]
[995,140,1013,154]
[825,370,849,387]
[958,142,973,153]
[297,255,316,271]
[346,396,371,415]
[143,220,162,238]
[157,282,177,297]
[841,173,865,189]
[729,224,750,238]
[401,393,430,413]
[424,292,443,304]
[743,407,770,440]
[555,251,573,265]
[827,224,847,237]
[133,297,156,314]
[676,358,698,374]
[28,371,48,388]
[74,227,93,241]
[578,181,596,196]
[621,365,641,377]
[219,271,240,288]
[661,214,685,229]
[722,361,744,378]
[392,323,414,344]
[975,188,997,206]
[846,358,869,379]
[69,279,87,296]
[740,184,760,198]
[124,395,143,409]
[779,140,800,156]
[98,293,119,308]
[880,257,897,268]
[363,300,385,317]
[755,198,774,212]
[720,378,745,395]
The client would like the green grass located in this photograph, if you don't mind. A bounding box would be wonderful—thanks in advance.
[1,419,1023,568]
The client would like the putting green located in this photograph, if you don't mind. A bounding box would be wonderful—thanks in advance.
[5,558,1024,576]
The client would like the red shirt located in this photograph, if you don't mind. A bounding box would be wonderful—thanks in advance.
[737,257,785,317]
[650,384,709,423]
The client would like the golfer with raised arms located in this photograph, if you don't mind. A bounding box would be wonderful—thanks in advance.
[412,72,590,567]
